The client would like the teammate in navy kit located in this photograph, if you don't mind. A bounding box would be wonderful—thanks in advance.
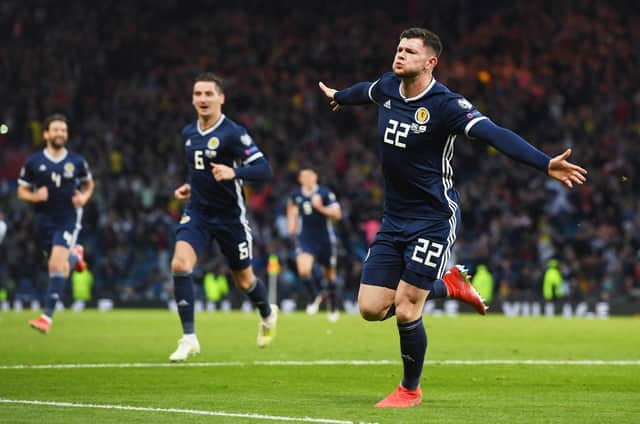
[319,28,587,407]
[169,73,277,361]
[18,114,93,334]
[287,168,342,321]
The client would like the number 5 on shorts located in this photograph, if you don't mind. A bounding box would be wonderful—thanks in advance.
[238,241,250,260]
[411,238,443,268]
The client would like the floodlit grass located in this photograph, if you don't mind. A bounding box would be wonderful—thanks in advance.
[0,310,639,423]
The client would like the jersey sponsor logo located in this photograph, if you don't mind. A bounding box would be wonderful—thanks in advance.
[180,214,191,224]
[457,98,473,110]
[410,123,427,134]
[414,107,430,124]
[207,137,220,150]
[240,133,253,146]
[384,99,391,109]
[63,162,75,178]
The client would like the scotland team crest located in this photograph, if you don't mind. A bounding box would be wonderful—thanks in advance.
[414,107,430,124]
[207,137,220,150]
[63,162,75,178]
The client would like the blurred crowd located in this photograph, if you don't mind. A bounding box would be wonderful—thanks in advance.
[1,0,639,306]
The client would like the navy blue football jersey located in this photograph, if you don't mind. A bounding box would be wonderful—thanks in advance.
[290,185,339,241]
[364,72,487,219]
[18,149,92,222]
[181,114,266,220]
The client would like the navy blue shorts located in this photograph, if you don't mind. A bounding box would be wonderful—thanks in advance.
[296,236,337,269]
[176,209,253,271]
[361,212,460,291]
[36,214,82,258]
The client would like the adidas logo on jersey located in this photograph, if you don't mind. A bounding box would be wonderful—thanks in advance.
[177,299,190,307]
[384,100,391,109]
[185,139,191,146]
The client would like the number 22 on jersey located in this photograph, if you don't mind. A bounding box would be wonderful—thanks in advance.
[383,119,410,148]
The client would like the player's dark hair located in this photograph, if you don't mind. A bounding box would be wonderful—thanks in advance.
[400,27,443,57]
[44,113,68,130]
[299,167,317,175]
[194,72,224,94]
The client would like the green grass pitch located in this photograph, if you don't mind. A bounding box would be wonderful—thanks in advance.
[0,310,639,423]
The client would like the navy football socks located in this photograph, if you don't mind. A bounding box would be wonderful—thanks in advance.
[398,317,427,390]
[327,282,337,312]
[173,272,195,334]
[300,276,318,298]
[246,278,272,319]
[44,273,66,318]
[68,253,79,271]
[426,279,448,300]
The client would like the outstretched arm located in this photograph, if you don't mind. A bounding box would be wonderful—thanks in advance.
[469,119,587,188]
[319,81,372,111]
[547,149,587,188]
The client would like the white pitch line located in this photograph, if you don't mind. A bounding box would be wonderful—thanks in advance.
[0,360,398,370]
[0,399,377,424]
[0,359,639,370]
[430,360,640,365]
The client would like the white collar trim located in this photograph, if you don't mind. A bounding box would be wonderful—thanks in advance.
[198,114,225,136]
[43,148,68,163]
[302,185,319,196]
[399,77,436,102]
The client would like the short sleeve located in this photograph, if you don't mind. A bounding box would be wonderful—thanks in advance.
[442,95,488,137]
[369,72,396,105]
[18,159,35,187]
[77,157,92,181]
[322,189,339,207]
[368,79,382,105]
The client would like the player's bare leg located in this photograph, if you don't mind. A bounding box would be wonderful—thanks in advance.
[297,252,323,314]
[357,284,395,321]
